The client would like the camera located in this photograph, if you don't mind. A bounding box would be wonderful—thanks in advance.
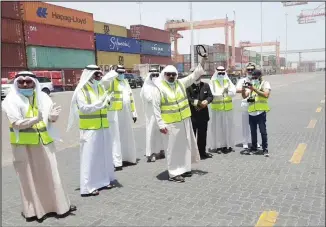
[247,96,255,103]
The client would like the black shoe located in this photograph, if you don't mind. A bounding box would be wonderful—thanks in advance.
[246,148,257,155]
[169,175,185,183]
[181,171,193,177]
[147,154,156,162]
[221,147,228,154]
[200,153,213,159]
[115,166,123,171]
[228,147,234,152]
[159,150,165,159]
[263,149,269,157]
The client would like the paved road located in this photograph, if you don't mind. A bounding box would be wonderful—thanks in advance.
[2,72,325,226]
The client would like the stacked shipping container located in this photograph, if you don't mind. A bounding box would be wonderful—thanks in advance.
[1,2,27,78]
[19,1,96,88]
[94,21,141,71]
[130,25,172,66]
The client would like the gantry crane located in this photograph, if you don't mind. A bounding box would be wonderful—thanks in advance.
[281,1,308,7]
[239,41,281,68]
[165,17,235,69]
[297,3,325,24]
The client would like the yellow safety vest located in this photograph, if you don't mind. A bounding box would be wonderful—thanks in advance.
[159,80,191,124]
[79,83,109,130]
[211,79,233,111]
[9,92,54,145]
[107,78,135,112]
[248,81,270,113]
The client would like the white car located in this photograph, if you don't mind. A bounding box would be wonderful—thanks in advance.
[1,77,54,100]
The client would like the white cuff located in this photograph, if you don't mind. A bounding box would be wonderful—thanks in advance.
[194,99,199,106]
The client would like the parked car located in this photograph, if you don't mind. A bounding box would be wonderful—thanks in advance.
[133,74,144,87]
[1,77,54,100]
[124,73,137,89]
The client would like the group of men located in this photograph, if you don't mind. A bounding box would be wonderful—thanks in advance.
[2,53,271,221]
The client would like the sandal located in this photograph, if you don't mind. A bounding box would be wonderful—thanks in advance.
[181,171,193,177]
[169,175,185,183]
[81,190,99,197]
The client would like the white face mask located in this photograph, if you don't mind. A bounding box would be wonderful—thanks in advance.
[152,77,157,83]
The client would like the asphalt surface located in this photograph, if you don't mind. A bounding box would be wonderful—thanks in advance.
[1,72,325,226]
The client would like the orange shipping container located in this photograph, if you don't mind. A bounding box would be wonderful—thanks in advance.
[20,2,94,32]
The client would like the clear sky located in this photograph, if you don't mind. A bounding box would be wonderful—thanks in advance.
[50,1,325,66]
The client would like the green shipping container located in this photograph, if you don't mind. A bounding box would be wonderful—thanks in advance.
[27,46,95,69]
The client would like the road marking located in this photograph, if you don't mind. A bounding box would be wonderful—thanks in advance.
[316,107,322,112]
[306,119,317,129]
[289,143,307,164]
[255,211,279,227]
[321,100,325,104]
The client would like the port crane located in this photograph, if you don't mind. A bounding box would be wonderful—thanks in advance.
[239,41,281,68]
[165,17,236,69]
[297,3,325,24]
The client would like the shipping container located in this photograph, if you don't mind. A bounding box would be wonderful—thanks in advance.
[176,63,184,72]
[1,1,21,20]
[242,56,249,63]
[140,55,172,65]
[212,43,225,53]
[21,2,94,32]
[212,53,226,61]
[183,62,191,72]
[24,22,95,50]
[214,61,227,68]
[95,33,140,54]
[280,57,286,67]
[263,56,268,62]
[263,61,269,66]
[140,40,171,57]
[130,25,170,44]
[1,43,26,68]
[97,51,140,69]
[208,53,214,62]
[1,18,23,44]
[1,67,27,79]
[249,56,256,63]
[208,46,215,54]
[242,49,250,57]
[268,55,276,60]
[174,55,184,63]
[183,54,191,63]
[26,46,95,69]
[249,50,257,57]
[94,21,127,37]
[127,29,131,38]
[62,69,83,87]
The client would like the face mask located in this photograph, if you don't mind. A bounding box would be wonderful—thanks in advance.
[166,80,175,85]
[252,79,259,85]
[18,88,34,97]
[151,77,157,83]
[93,80,100,86]
[247,75,252,79]
[118,74,125,80]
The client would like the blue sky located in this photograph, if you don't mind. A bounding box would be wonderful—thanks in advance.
[51,1,325,66]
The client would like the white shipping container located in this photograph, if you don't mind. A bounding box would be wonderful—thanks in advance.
[263,56,268,61]
[249,50,257,57]
[243,49,250,57]
[183,54,191,62]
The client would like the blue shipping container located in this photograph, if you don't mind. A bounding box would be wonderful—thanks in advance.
[95,33,140,54]
[176,63,184,72]
[140,40,171,57]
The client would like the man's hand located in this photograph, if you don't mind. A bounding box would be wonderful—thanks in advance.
[223,87,229,94]
[199,100,208,109]
[200,53,208,67]
[133,117,137,123]
[49,103,61,122]
[160,128,168,134]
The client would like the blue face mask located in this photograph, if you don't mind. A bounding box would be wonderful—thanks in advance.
[118,74,125,80]
[18,88,34,97]
[252,79,259,85]
[166,81,175,85]
[93,80,100,86]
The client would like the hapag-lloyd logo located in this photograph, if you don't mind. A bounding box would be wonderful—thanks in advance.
[109,37,131,51]
[51,12,87,24]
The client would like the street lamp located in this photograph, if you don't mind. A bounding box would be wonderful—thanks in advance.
[190,2,195,69]
[136,1,142,25]
[285,13,288,69]
[260,2,263,71]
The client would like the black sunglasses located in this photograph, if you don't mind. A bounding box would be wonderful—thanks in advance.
[151,73,159,77]
[165,72,177,77]
[217,72,225,75]
[17,80,34,85]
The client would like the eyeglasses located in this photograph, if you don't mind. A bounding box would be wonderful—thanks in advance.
[217,72,225,75]
[165,72,177,77]
[17,80,34,85]
[247,69,254,72]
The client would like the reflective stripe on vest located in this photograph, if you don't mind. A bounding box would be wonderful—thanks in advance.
[248,81,270,113]
[160,81,191,124]
[107,79,135,112]
[9,92,54,145]
[79,83,109,130]
[211,79,233,111]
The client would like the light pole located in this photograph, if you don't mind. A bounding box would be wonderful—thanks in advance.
[136,2,142,25]
[260,1,263,71]
[190,2,195,69]
[285,13,288,69]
